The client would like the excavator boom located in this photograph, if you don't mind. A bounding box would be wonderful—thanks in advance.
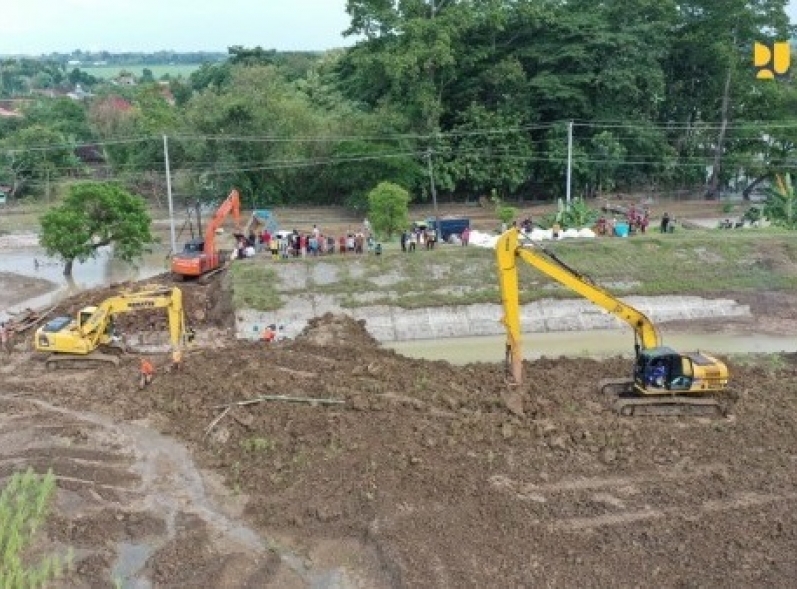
[204,189,241,255]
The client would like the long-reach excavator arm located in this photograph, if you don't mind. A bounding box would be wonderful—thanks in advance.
[496,227,730,417]
[498,227,660,384]
[35,286,190,369]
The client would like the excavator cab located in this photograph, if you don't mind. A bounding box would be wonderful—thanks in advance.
[181,238,205,255]
[634,347,690,392]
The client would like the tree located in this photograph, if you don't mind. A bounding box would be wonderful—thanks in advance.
[141,68,155,83]
[39,182,155,276]
[589,131,626,195]
[0,125,78,198]
[367,181,410,239]
[764,173,797,229]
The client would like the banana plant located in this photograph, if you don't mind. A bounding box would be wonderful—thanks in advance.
[764,173,797,229]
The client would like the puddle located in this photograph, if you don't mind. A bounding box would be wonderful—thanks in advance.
[113,543,154,589]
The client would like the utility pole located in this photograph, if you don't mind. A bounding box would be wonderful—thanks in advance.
[163,134,177,255]
[426,149,440,240]
[566,121,573,206]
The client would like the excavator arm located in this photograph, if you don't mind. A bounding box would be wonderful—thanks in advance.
[497,227,660,384]
[78,286,189,360]
[204,189,242,254]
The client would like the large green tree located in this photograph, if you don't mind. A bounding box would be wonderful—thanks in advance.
[39,182,155,276]
[367,181,410,238]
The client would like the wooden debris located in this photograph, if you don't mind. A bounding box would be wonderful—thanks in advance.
[7,306,56,333]
[204,406,231,439]
[212,395,345,410]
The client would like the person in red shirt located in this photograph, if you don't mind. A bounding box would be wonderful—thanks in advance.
[261,324,276,343]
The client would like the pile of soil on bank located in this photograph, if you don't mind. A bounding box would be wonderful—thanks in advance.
[48,271,234,333]
[6,309,797,588]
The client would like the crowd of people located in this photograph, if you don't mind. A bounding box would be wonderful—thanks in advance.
[399,225,438,252]
[594,205,664,236]
[234,222,382,261]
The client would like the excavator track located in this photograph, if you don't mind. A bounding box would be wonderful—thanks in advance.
[612,395,725,418]
[597,378,635,396]
[598,378,726,417]
[44,352,120,371]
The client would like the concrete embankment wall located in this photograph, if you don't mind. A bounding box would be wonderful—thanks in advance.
[234,296,751,343]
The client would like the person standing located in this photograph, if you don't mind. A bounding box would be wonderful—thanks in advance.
[139,358,155,389]
[660,212,670,234]
[461,227,470,246]
[0,323,10,355]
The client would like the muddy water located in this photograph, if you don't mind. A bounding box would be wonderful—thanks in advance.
[0,245,171,312]
[386,329,797,364]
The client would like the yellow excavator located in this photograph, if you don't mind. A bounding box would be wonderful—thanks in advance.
[496,227,730,416]
[34,285,191,370]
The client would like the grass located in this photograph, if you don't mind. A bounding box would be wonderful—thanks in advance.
[228,228,797,311]
[0,468,71,586]
[229,262,283,311]
[80,64,202,79]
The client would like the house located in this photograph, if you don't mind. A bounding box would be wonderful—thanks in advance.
[113,72,136,86]
[67,84,93,101]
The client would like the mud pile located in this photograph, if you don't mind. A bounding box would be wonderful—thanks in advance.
[49,272,234,333]
[4,298,797,586]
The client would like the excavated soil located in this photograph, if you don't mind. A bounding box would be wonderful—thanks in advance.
[1,276,797,587]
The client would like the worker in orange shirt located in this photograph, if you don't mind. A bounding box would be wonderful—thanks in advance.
[139,358,155,388]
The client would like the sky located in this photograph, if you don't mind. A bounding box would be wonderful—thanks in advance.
[1,0,354,54]
[2,0,797,55]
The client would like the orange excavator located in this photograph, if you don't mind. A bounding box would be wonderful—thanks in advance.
[171,189,242,279]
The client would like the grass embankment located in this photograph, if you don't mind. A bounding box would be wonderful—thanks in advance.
[229,229,797,311]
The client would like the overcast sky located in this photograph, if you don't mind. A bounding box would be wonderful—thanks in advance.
[2,0,797,55]
[2,0,353,54]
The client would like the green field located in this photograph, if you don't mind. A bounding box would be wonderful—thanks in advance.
[79,64,203,80]
[229,229,797,311]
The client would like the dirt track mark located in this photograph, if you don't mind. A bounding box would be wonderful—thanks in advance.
[489,462,728,495]
[551,492,797,531]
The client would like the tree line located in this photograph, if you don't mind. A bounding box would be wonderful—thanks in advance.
[2,0,796,211]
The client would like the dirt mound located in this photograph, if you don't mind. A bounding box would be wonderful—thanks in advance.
[296,313,380,348]
[48,272,233,334]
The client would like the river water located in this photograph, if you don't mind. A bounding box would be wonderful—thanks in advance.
[386,329,797,364]
[1,245,170,313]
